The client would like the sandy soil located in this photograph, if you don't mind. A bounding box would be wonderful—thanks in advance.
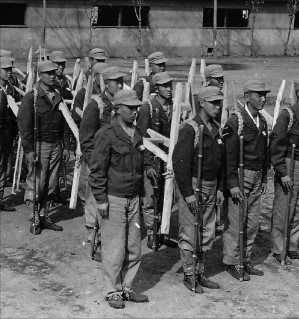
[1,56,299,319]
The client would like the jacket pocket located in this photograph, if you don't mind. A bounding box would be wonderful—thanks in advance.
[37,106,51,124]
[111,145,131,171]
[243,133,255,142]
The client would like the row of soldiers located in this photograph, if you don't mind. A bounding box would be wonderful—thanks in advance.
[0,48,298,309]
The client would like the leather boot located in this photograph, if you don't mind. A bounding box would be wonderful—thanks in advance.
[197,251,220,289]
[0,202,16,212]
[183,274,204,294]
[40,216,63,231]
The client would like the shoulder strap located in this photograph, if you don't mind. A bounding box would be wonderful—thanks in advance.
[181,119,200,148]
[258,111,268,131]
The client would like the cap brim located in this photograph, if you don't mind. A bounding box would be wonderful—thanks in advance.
[52,58,67,62]
[93,54,108,60]
[40,67,58,72]
[205,95,224,101]
[210,72,225,78]
[155,78,172,85]
[245,89,271,93]
[105,72,126,80]
[1,64,13,69]
[122,99,143,107]
[152,57,168,64]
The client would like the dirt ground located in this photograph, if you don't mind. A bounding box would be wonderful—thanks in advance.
[1,56,299,319]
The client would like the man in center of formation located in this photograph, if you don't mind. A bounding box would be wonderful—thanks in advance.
[173,86,224,293]
[89,90,152,309]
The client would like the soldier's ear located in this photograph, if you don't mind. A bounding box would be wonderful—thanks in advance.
[154,84,159,94]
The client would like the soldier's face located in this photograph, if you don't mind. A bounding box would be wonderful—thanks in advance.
[151,62,166,74]
[246,91,267,110]
[53,62,65,76]
[118,105,138,124]
[40,70,56,86]
[201,100,221,118]
[207,77,224,90]
[156,81,172,100]
[105,77,123,96]
[0,67,12,82]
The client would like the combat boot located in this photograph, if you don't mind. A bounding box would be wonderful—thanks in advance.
[197,251,220,289]
[244,262,264,276]
[183,274,204,294]
[40,216,63,231]
[0,201,16,212]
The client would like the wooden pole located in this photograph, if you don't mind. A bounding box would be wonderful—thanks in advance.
[42,0,46,48]
[213,0,217,58]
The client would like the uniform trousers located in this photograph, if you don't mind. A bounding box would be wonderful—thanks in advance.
[24,140,61,216]
[102,195,141,296]
[0,128,13,203]
[223,169,262,265]
[271,158,299,254]
[142,173,154,230]
[178,178,217,275]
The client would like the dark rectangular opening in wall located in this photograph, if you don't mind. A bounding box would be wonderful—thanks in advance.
[92,5,120,27]
[294,11,299,29]
[203,8,249,28]
[0,3,26,26]
[121,6,149,27]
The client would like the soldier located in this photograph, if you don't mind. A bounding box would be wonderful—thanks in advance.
[204,64,225,91]
[270,81,299,264]
[89,89,150,309]
[173,86,224,293]
[79,66,125,261]
[72,62,108,127]
[17,61,70,235]
[133,51,167,100]
[137,71,177,249]
[89,48,108,67]
[222,80,270,280]
[0,56,20,212]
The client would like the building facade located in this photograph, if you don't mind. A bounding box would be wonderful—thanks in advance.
[0,0,298,58]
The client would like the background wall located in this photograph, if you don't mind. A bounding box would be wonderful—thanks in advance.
[0,0,298,58]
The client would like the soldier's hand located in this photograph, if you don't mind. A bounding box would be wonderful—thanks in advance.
[146,168,157,183]
[63,150,70,162]
[97,203,109,217]
[26,152,35,166]
[216,190,224,206]
[185,195,198,214]
[281,175,293,192]
[230,187,244,203]
[261,182,267,195]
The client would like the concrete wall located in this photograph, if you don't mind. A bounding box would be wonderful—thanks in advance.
[0,0,298,58]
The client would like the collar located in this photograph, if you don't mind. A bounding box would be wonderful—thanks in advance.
[245,104,259,129]
[193,114,220,139]
[111,118,142,147]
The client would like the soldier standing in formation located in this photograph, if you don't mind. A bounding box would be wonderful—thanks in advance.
[79,66,125,260]
[137,71,177,249]
[134,51,167,100]
[89,90,150,309]
[173,86,224,293]
[0,56,20,212]
[222,80,270,280]
[270,82,299,263]
[18,61,70,234]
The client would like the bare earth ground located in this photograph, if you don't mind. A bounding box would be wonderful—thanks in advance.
[1,56,299,319]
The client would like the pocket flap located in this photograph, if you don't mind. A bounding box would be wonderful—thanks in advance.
[112,145,130,154]
[243,133,255,141]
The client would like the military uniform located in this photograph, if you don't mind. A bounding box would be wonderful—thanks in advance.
[79,66,125,256]
[89,90,149,309]
[17,61,70,234]
[223,80,270,280]
[173,87,224,293]
[0,57,20,211]
[270,85,299,262]
[137,72,172,246]
[133,51,167,101]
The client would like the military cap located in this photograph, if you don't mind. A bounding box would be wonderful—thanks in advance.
[114,89,143,107]
[35,48,49,58]
[92,62,109,75]
[204,64,225,78]
[294,81,299,92]
[49,51,67,62]
[243,80,271,94]
[153,72,173,85]
[198,86,224,102]
[102,66,126,81]
[89,48,108,60]
[148,51,167,64]
[0,49,13,57]
[0,56,14,69]
[38,61,58,73]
